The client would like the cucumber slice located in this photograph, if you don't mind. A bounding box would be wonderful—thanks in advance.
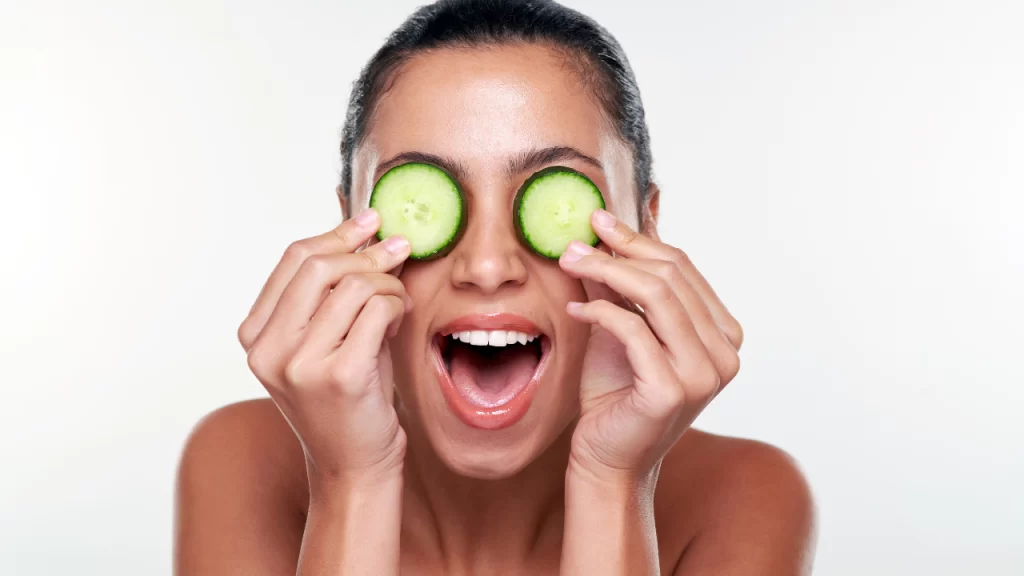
[513,166,606,259]
[370,162,466,260]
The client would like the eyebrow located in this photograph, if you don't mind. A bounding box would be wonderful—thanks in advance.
[504,146,603,178]
[374,151,470,183]
[373,146,603,184]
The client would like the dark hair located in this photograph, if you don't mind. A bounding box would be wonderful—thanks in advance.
[339,0,652,215]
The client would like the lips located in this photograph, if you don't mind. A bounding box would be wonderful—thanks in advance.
[432,314,550,430]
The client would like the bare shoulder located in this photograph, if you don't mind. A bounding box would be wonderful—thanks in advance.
[174,399,309,575]
[654,429,817,575]
[177,398,308,496]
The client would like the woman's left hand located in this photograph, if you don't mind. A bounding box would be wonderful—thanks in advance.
[559,208,744,485]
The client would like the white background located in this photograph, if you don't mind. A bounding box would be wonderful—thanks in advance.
[2,0,1022,574]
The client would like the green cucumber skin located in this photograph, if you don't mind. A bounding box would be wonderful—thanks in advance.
[513,165,606,259]
[369,162,467,261]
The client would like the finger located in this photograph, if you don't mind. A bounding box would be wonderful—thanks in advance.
[560,242,706,367]
[591,208,743,350]
[566,300,693,418]
[259,236,411,344]
[296,273,411,356]
[238,209,382,350]
[652,229,743,350]
[572,238,628,310]
[330,295,406,389]
[363,229,406,279]
[625,258,740,387]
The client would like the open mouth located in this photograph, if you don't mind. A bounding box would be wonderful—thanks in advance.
[436,329,546,408]
[430,315,551,430]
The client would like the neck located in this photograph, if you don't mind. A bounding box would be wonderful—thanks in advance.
[399,419,574,572]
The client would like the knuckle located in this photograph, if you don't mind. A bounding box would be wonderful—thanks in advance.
[246,342,278,381]
[283,355,316,387]
[300,253,333,280]
[335,272,376,301]
[338,273,371,296]
[656,384,686,412]
[643,383,684,414]
[359,249,384,270]
[643,278,674,303]
[722,352,741,383]
[284,239,313,263]
[328,357,363,391]
[667,264,686,288]
[362,294,384,313]
[618,225,639,245]
[332,225,357,247]
[626,312,647,332]
[237,319,258,350]
[365,294,396,317]
[669,246,692,268]
[724,319,744,349]
[652,260,678,281]
[691,367,722,400]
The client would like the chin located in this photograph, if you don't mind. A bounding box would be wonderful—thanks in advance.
[434,435,548,480]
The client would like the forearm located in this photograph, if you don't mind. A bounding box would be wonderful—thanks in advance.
[297,473,404,576]
[561,464,661,576]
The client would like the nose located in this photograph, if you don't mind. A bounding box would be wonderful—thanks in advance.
[450,210,528,294]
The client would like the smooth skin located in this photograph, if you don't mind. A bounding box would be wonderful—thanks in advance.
[175,44,815,575]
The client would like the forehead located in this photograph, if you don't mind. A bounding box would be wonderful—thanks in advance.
[352,44,634,214]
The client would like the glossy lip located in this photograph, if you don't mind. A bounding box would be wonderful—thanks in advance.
[431,313,550,430]
[436,313,543,337]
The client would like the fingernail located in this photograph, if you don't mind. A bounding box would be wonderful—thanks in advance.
[560,248,582,264]
[570,240,595,255]
[566,301,584,312]
[561,241,593,264]
[355,208,379,228]
[382,235,409,254]
[565,237,598,260]
[593,209,616,229]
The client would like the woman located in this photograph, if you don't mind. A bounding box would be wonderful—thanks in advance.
[175,1,815,574]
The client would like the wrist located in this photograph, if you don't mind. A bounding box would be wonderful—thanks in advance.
[308,465,404,508]
[562,457,661,575]
[565,458,660,527]
[299,466,404,575]
[566,453,661,497]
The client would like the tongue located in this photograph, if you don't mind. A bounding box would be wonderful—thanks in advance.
[449,343,539,407]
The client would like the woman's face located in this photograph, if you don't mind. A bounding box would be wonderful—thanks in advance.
[348,43,639,479]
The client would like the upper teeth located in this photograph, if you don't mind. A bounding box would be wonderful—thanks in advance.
[451,330,538,347]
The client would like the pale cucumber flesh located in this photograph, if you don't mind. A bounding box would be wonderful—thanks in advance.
[370,163,465,260]
[515,167,605,259]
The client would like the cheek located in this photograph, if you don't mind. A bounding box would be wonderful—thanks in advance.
[536,266,590,348]
[388,300,436,413]
[389,263,446,366]
[397,263,437,304]
[537,262,588,307]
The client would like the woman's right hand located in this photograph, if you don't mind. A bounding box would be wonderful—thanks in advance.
[237,208,412,493]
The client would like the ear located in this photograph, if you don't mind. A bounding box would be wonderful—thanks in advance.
[336,184,348,219]
[639,182,660,238]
